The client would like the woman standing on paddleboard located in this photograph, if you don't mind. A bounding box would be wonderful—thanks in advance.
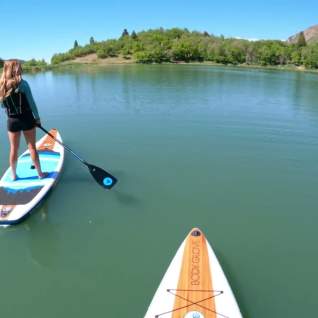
[0,59,45,180]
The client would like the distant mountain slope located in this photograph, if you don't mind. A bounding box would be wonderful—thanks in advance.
[288,25,318,44]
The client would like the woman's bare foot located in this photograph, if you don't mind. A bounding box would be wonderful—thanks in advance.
[38,172,49,179]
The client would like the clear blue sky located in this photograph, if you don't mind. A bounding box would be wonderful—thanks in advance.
[1,0,317,62]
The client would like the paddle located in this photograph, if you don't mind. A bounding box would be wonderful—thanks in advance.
[37,124,117,190]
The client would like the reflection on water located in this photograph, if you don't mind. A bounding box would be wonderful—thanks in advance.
[26,201,60,269]
[27,65,318,130]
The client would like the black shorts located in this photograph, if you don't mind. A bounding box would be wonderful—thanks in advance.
[7,112,36,132]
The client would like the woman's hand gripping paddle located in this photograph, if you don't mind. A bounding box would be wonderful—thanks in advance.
[37,125,117,190]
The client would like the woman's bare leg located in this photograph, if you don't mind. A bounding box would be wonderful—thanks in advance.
[8,131,21,180]
[23,128,44,178]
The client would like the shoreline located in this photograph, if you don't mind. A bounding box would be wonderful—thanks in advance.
[48,53,318,74]
[2,58,318,75]
[50,58,318,75]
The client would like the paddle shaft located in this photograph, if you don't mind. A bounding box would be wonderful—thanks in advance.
[37,125,88,166]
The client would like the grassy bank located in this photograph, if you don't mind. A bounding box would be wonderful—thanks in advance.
[2,58,318,77]
[51,55,318,75]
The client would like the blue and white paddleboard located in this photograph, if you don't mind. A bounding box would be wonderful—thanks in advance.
[0,129,64,226]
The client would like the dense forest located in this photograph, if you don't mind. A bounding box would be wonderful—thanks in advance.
[51,28,318,69]
[1,28,318,71]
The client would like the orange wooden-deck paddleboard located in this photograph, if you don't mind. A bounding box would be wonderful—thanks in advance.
[144,228,242,318]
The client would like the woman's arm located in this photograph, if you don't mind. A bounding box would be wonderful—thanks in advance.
[20,80,40,120]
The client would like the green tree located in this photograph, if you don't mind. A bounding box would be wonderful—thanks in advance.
[135,45,168,63]
[302,44,318,68]
[0,58,3,68]
[121,29,129,37]
[22,59,48,71]
[290,48,302,65]
[254,41,287,66]
[96,40,118,58]
[74,40,79,49]
[297,32,307,47]
[171,37,203,62]
[51,52,73,64]
[90,36,95,45]
[166,28,186,40]
[245,43,257,64]
[131,31,138,40]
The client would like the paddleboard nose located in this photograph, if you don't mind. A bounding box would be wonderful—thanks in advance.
[191,228,202,237]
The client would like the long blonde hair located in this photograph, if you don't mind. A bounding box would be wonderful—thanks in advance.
[0,59,23,102]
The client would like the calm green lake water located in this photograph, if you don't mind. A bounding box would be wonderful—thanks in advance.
[0,65,317,317]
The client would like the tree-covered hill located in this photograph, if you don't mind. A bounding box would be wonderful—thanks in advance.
[51,28,318,69]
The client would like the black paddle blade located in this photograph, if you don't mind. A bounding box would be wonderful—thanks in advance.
[87,164,117,190]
